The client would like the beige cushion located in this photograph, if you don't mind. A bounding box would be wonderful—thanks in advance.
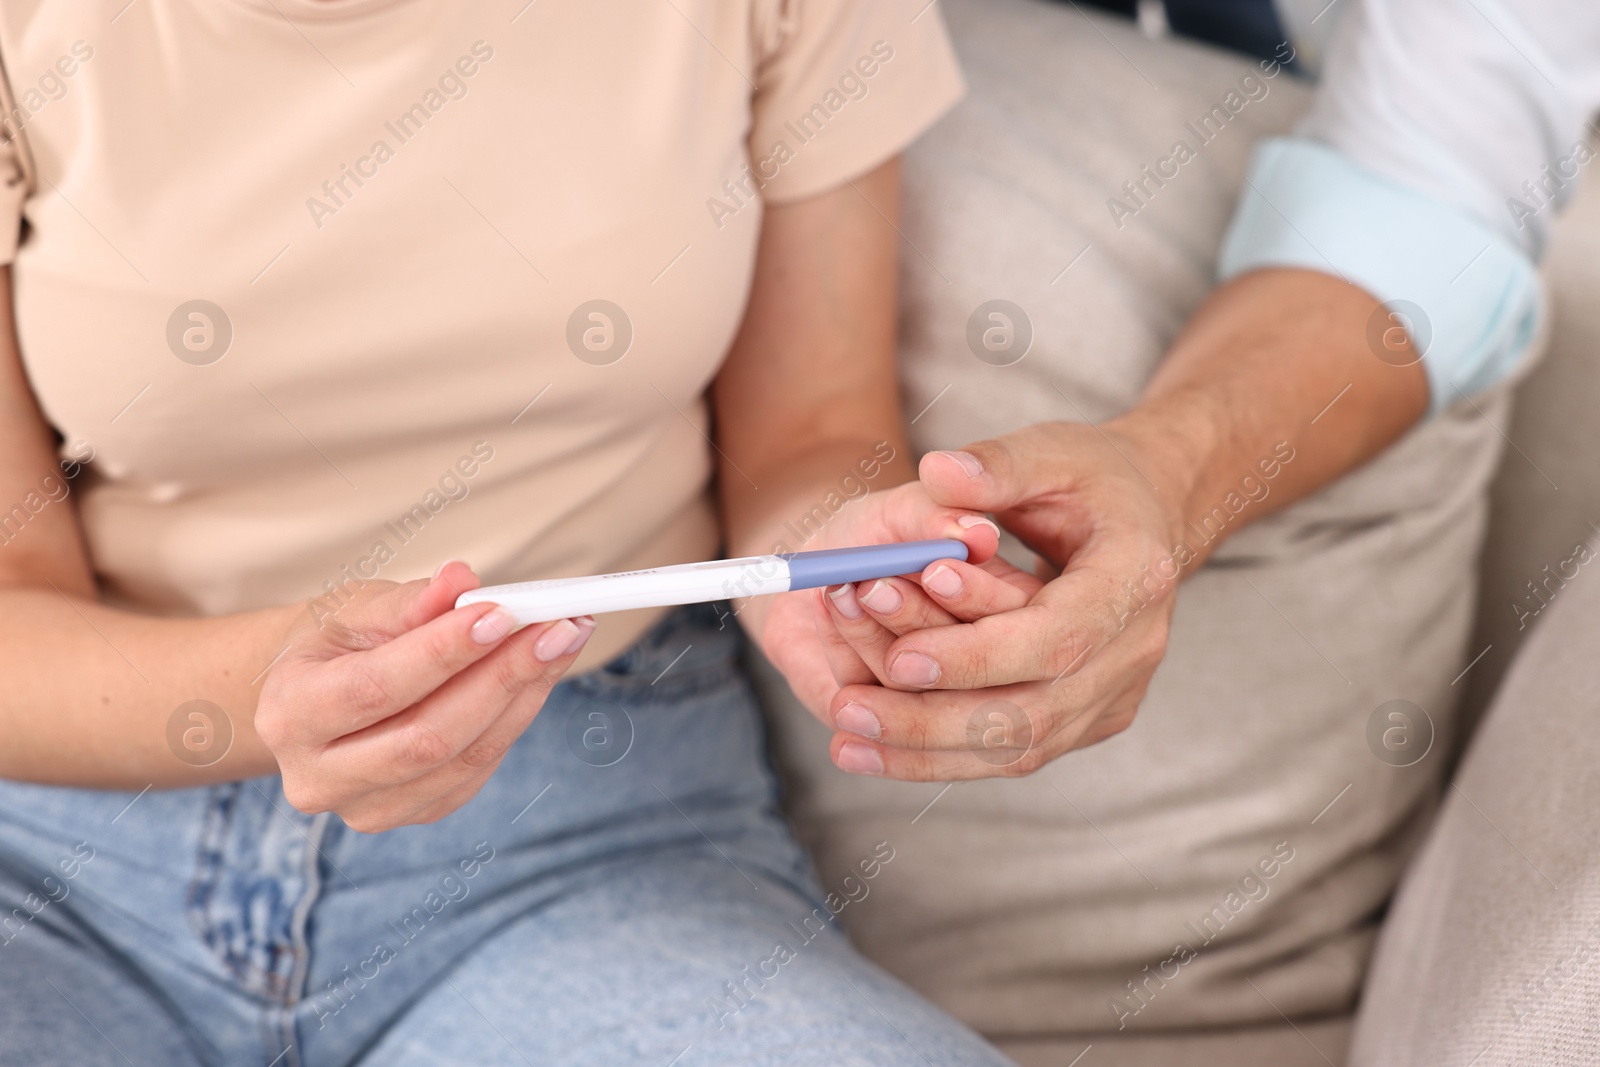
[1347,146,1600,1067]
[1461,150,1600,741]
[1002,1017,1351,1067]
[756,0,1518,1060]
[1348,530,1600,1064]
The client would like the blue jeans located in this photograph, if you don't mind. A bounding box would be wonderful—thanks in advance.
[0,605,1007,1067]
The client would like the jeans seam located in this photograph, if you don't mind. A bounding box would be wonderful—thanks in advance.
[185,783,241,983]
[275,809,328,1067]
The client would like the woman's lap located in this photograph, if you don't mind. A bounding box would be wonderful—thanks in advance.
[0,605,1004,1067]
[0,849,1002,1067]
[358,851,1006,1067]
[0,917,205,1067]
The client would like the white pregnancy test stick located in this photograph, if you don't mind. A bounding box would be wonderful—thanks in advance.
[455,539,969,626]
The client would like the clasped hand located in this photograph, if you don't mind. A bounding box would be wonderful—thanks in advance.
[766,423,1183,781]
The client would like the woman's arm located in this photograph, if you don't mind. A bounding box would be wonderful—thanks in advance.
[712,158,995,666]
[713,159,912,564]
[0,266,294,786]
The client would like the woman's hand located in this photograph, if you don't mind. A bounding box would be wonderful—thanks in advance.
[256,560,594,832]
[811,425,1181,781]
[752,480,1000,721]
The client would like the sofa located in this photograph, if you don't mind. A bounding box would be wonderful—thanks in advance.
[753,1,1600,1063]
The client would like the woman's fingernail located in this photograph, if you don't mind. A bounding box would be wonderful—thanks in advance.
[433,558,467,581]
[534,618,592,661]
[828,583,864,620]
[835,702,882,740]
[956,514,999,537]
[837,741,884,775]
[568,616,599,655]
[889,651,941,687]
[937,451,984,479]
[470,606,517,645]
[858,580,903,615]
[924,565,964,599]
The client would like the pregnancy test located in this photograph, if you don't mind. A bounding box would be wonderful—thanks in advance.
[455,539,969,626]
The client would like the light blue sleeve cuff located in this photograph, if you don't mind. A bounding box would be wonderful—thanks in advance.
[1218,137,1543,416]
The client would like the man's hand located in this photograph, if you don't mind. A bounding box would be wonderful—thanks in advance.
[812,426,1180,780]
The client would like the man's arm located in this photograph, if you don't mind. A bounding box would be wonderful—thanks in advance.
[808,266,1423,781]
[1115,267,1425,569]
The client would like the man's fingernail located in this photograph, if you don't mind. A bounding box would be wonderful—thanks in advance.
[937,451,984,479]
[837,741,884,775]
[470,606,517,645]
[858,580,903,615]
[889,651,941,687]
[534,618,589,661]
[956,515,999,537]
[433,558,467,581]
[828,583,864,620]
[835,702,882,740]
[924,565,964,599]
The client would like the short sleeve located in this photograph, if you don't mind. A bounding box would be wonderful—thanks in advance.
[748,0,965,204]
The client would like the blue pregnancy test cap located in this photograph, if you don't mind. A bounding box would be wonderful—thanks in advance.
[782,539,968,591]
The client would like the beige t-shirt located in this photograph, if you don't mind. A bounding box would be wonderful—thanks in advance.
[0,0,962,669]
